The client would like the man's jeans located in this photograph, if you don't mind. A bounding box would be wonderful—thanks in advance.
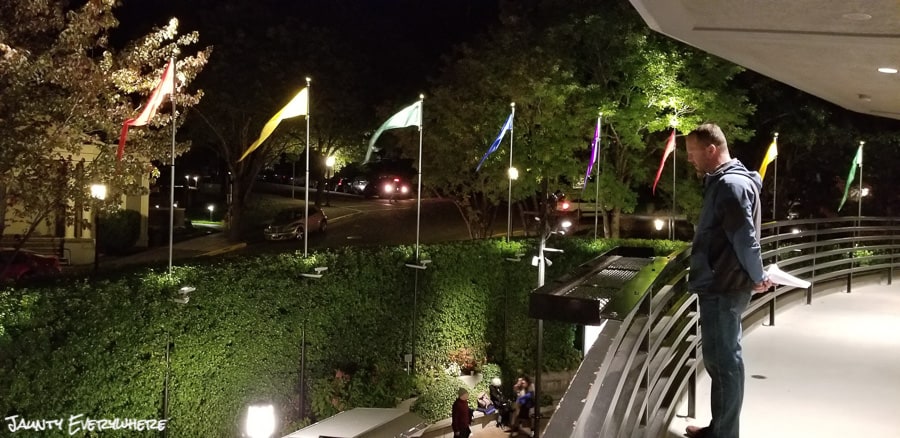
[698,290,751,438]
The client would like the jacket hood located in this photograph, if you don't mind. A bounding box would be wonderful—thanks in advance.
[705,159,762,191]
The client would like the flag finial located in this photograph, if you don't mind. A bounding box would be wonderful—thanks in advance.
[511,102,515,108]
[859,140,865,146]
[419,94,425,100]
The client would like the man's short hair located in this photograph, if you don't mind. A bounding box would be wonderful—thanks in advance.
[458,387,469,396]
[688,123,728,150]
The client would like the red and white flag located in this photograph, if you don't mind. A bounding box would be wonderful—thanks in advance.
[117,60,176,161]
[652,129,677,195]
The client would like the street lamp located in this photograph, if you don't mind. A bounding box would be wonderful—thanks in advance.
[207,204,215,222]
[90,184,107,272]
[532,189,571,438]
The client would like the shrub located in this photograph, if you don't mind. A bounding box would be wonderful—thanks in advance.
[98,209,142,254]
[0,237,685,435]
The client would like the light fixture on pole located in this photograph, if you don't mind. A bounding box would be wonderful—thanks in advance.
[654,218,665,232]
[300,266,328,279]
[90,184,107,272]
[207,204,215,221]
[532,186,571,438]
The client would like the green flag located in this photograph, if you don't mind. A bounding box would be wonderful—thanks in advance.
[838,144,863,211]
[364,100,422,164]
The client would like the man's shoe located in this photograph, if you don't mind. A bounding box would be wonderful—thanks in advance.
[685,425,709,438]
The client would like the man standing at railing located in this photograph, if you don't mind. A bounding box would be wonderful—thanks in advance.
[684,123,774,438]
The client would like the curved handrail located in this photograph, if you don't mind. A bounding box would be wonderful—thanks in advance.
[543,217,900,437]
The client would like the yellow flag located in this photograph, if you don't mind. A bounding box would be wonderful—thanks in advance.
[239,87,309,161]
[758,135,778,181]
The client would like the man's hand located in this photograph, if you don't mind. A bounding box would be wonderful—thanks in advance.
[752,277,774,294]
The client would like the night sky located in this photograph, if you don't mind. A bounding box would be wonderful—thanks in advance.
[113,0,502,104]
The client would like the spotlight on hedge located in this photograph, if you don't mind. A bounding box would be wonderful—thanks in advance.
[245,404,276,438]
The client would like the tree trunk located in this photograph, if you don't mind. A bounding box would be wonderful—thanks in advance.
[0,181,7,238]
[601,208,611,238]
[611,207,621,238]
[227,178,247,242]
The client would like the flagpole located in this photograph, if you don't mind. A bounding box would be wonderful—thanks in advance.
[415,94,425,261]
[594,112,602,240]
[507,102,515,241]
[671,146,676,240]
[858,141,864,219]
[168,57,177,275]
[304,77,311,258]
[772,133,779,220]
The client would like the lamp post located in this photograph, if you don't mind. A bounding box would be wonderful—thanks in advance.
[532,186,571,438]
[207,204,215,222]
[90,184,107,272]
[507,166,519,240]
[325,155,335,207]
[654,218,665,239]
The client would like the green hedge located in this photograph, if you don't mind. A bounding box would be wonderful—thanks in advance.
[98,209,142,255]
[0,238,683,436]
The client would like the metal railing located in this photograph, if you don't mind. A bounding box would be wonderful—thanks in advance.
[541,217,900,437]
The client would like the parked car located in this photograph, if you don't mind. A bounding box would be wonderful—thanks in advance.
[363,176,413,199]
[346,176,370,195]
[330,176,352,193]
[263,207,328,241]
[0,248,62,282]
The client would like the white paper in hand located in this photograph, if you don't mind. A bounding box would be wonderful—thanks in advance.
[765,263,811,289]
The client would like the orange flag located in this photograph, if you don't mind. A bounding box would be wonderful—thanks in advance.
[118,60,176,161]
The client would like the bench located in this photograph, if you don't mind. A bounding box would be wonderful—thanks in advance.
[0,236,71,265]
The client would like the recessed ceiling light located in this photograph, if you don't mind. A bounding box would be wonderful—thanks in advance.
[842,12,872,21]
[877,67,898,74]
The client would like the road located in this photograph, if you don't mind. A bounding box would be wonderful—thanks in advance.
[240,185,476,255]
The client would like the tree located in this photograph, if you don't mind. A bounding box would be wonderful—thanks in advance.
[0,0,209,245]
[185,1,375,241]
[424,26,591,238]
[423,1,754,238]
[737,72,900,219]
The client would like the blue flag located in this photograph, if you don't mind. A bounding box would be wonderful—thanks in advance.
[476,112,513,171]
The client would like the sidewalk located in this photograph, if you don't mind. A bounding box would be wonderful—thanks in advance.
[92,224,244,270]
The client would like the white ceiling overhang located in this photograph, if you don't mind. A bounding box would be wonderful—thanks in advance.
[628,0,900,120]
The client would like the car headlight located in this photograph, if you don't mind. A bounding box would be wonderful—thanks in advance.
[401,186,409,193]
[384,184,393,193]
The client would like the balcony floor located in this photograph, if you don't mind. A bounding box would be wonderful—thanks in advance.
[669,281,900,437]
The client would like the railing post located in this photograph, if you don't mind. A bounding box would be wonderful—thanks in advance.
[889,218,895,286]
[687,296,698,419]
[767,295,775,326]
[809,223,818,305]
[641,293,651,427]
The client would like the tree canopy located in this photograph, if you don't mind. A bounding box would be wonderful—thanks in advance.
[0,0,209,240]
[422,1,754,237]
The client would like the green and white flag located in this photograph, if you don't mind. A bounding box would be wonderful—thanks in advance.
[364,100,422,164]
[838,144,863,211]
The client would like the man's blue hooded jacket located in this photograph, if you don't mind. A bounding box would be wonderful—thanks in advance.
[689,159,766,294]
